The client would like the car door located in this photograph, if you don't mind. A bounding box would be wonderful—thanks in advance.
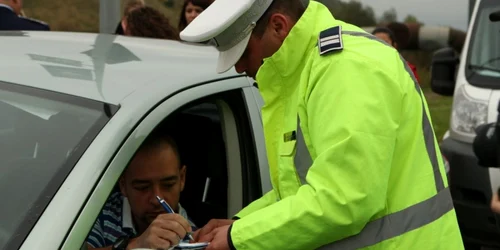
[41,76,271,250]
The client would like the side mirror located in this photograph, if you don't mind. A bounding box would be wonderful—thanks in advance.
[430,47,459,96]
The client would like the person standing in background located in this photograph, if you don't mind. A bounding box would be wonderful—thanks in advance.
[372,26,420,84]
[115,0,145,35]
[123,6,180,40]
[0,0,50,31]
[177,0,213,32]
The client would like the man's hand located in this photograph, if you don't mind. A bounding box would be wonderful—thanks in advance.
[193,219,234,242]
[205,225,230,250]
[491,192,500,214]
[128,213,192,250]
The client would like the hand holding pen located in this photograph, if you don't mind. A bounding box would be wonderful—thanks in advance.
[156,195,196,242]
[127,211,193,249]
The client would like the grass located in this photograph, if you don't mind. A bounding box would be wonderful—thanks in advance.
[424,86,453,141]
[22,0,184,32]
[398,51,454,141]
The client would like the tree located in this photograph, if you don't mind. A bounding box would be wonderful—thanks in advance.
[163,0,175,8]
[380,7,398,23]
[404,14,423,25]
[321,0,377,27]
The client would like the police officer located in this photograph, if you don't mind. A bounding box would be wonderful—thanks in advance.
[0,0,50,31]
[181,0,464,249]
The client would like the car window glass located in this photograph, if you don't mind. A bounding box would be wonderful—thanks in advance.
[0,82,114,249]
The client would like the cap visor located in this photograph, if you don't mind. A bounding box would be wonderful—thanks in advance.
[216,32,252,74]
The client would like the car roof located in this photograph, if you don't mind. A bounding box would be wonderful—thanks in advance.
[0,31,240,105]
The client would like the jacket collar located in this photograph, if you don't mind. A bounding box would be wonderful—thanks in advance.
[255,1,334,91]
[0,4,14,13]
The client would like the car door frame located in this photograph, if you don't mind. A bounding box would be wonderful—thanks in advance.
[51,76,265,249]
[241,83,271,194]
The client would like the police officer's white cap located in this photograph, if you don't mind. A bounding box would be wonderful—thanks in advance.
[180,0,274,73]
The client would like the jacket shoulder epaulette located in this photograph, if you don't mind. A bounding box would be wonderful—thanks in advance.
[317,25,343,56]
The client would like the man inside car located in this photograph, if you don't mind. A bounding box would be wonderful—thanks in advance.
[86,131,196,250]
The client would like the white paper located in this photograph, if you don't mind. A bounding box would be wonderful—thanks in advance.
[132,242,209,250]
[174,242,209,249]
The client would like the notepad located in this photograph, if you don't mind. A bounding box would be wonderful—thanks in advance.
[173,242,209,249]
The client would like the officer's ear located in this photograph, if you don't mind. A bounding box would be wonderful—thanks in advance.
[268,13,293,42]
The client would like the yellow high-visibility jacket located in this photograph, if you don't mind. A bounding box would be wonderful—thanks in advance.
[229,1,464,249]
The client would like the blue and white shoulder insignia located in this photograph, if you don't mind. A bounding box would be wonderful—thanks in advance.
[318,25,343,56]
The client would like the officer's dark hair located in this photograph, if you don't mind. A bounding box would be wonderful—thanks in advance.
[372,27,397,46]
[253,0,307,38]
[126,6,180,40]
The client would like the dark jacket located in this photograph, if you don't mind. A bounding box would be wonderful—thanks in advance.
[115,22,124,35]
[0,6,50,31]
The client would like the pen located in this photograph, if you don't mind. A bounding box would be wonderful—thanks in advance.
[156,195,195,242]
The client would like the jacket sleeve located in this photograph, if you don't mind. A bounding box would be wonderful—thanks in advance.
[234,190,277,219]
[229,55,404,249]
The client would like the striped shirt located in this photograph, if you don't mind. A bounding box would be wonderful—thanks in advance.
[87,191,196,248]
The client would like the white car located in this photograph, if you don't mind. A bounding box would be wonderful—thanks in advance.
[0,31,271,250]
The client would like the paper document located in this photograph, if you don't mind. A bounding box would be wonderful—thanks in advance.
[174,242,209,249]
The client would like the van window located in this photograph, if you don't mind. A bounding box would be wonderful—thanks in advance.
[466,0,500,88]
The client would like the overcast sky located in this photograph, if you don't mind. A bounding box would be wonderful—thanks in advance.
[355,0,469,31]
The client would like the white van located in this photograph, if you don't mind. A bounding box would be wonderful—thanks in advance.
[430,0,500,248]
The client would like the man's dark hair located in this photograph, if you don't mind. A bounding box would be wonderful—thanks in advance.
[372,27,397,46]
[139,131,182,169]
[178,0,214,31]
[253,0,307,37]
[126,6,180,40]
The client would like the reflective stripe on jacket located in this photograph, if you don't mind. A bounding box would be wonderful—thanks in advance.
[232,2,464,249]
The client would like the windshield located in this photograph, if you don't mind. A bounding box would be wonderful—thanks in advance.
[466,0,500,88]
[0,81,117,249]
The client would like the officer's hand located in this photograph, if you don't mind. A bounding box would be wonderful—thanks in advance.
[205,225,230,250]
[491,192,500,214]
[193,219,234,242]
[129,213,192,249]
